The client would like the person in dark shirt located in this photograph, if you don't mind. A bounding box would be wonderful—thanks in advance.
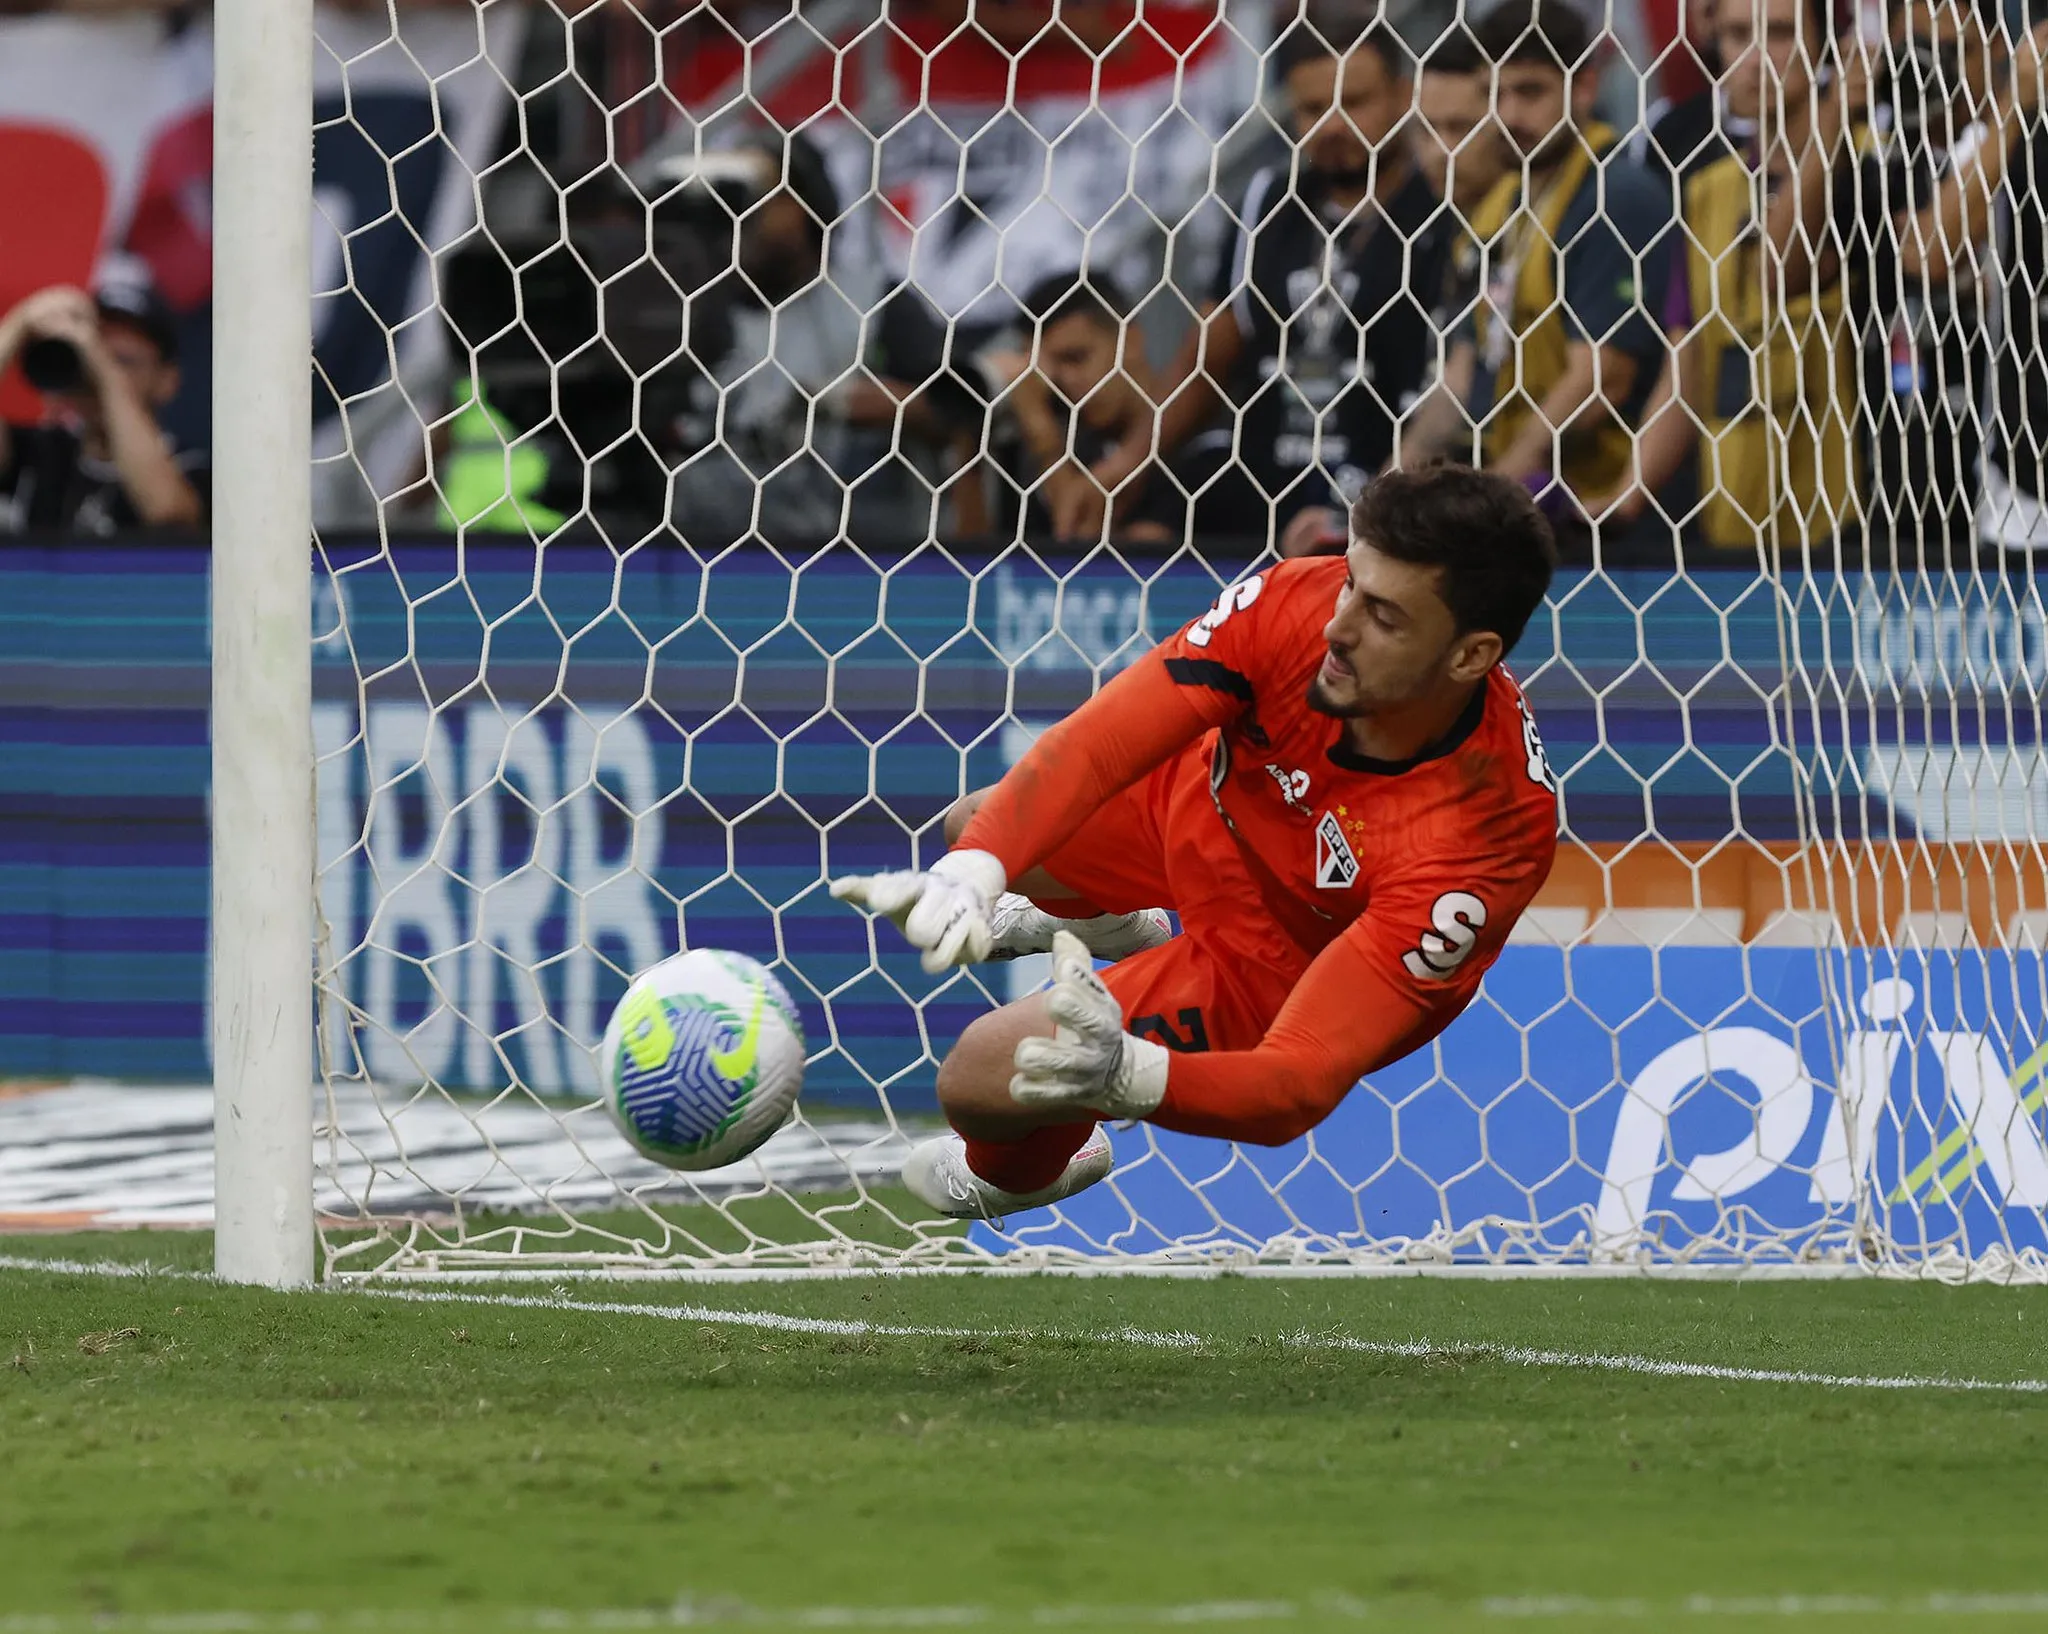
[1411,31,1514,224]
[1629,0,1746,192]
[1979,66,2048,551]
[1403,0,1673,552]
[1059,17,1460,557]
[1841,0,2003,562]
[0,279,204,535]
[995,273,1184,543]
[1389,32,1514,477]
[660,130,987,548]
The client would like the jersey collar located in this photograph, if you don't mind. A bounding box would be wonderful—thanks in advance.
[1325,679,1487,776]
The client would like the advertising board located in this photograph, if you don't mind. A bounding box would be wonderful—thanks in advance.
[982,946,2048,1264]
[8,538,2048,1261]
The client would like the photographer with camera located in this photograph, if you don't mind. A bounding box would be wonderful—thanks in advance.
[0,279,203,536]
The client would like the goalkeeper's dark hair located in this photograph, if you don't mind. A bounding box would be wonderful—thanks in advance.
[1474,0,1592,75]
[1348,463,1556,655]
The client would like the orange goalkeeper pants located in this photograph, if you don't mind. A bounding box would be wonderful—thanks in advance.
[1029,744,1305,1059]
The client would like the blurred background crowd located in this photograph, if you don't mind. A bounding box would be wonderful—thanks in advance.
[2,0,2045,569]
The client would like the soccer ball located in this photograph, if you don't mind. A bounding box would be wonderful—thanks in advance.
[599,948,806,1171]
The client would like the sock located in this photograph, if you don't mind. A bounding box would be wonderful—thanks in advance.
[962,1122,1095,1195]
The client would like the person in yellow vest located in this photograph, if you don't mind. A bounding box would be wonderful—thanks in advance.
[436,377,567,535]
[1770,0,2048,565]
[1584,0,1860,555]
[1458,0,1675,550]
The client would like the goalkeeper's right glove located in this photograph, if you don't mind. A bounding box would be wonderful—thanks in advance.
[1009,930,1169,1120]
[829,848,1007,973]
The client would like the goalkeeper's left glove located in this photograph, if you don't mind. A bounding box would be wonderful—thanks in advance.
[829,848,1005,973]
[1008,930,1170,1120]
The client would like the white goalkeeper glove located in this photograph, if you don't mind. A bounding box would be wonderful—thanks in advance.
[829,848,1006,973]
[1009,930,1170,1120]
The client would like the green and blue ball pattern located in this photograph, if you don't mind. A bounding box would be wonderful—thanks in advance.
[601,949,806,1171]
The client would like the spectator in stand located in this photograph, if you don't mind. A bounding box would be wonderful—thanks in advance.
[1412,31,1514,219]
[659,129,986,547]
[1594,0,1734,549]
[1775,0,2048,564]
[1072,17,1460,558]
[1630,0,1744,187]
[660,1,1244,345]
[1389,31,1514,472]
[1597,0,1858,552]
[0,278,203,535]
[1418,0,1672,552]
[995,273,1182,544]
[1971,12,2048,554]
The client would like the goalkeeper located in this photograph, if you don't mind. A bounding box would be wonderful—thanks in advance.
[833,464,1560,1219]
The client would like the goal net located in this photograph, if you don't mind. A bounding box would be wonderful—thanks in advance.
[278,0,2048,1279]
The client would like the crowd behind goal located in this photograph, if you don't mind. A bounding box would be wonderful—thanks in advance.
[6,0,2048,575]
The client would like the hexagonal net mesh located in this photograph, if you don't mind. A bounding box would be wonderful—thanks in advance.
[306,1,2048,1278]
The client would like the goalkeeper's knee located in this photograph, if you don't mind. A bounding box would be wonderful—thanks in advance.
[936,1000,1054,1139]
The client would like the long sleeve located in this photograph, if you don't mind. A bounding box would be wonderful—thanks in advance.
[1153,836,1546,1144]
[956,642,1237,881]
[1150,930,1449,1145]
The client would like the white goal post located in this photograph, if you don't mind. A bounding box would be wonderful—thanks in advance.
[212,0,315,1289]
[204,0,2048,1282]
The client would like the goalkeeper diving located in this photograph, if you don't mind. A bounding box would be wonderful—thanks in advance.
[832,464,1560,1219]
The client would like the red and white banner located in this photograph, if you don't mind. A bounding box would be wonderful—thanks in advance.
[0,13,195,421]
[669,3,1260,323]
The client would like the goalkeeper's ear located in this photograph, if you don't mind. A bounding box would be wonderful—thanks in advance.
[1448,629,1503,684]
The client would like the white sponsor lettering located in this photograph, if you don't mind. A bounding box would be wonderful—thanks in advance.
[1516,695,1555,789]
[1265,763,1311,812]
[992,564,1148,672]
[1863,745,2048,843]
[1808,979,1911,1203]
[1596,1028,1817,1253]
[1852,578,2048,697]
[1596,979,2048,1251]
[314,700,664,1094]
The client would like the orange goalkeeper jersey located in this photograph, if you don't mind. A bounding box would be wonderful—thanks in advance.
[959,556,1560,1141]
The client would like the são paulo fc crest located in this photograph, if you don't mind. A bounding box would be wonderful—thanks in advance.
[1315,811,1359,889]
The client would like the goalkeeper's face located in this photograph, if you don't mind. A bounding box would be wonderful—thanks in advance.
[1310,541,1500,718]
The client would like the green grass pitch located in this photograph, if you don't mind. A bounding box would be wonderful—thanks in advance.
[5,1230,2048,1634]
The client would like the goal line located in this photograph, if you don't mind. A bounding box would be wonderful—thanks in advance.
[2,1255,2043,1396]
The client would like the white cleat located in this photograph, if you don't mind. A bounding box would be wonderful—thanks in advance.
[986,893,1172,963]
[900,1125,1115,1221]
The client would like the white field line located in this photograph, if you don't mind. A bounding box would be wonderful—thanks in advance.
[366,1286,2048,1394]
[6,1251,2046,1396]
[8,1594,2048,1628]
[0,1252,202,1279]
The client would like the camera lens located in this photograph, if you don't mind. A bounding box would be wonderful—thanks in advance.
[21,336,85,394]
